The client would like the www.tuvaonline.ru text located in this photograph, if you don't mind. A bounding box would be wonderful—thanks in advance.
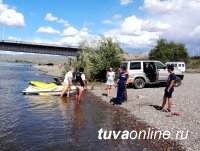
[98,128,189,140]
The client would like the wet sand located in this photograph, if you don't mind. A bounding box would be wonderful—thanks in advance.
[83,92,186,151]
[34,65,63,77]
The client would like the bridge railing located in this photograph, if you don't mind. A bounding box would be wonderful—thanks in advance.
[0,40,79,49]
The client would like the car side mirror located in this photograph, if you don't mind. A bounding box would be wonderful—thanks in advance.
[164,66,166,69]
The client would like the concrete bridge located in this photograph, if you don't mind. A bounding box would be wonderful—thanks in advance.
[0,40,79,56]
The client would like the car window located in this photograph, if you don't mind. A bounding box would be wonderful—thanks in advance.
[178,64,181,67]
[155,62,165,69]
[174,64,177,67]
[182,64,185,67]
[130,62,141,70]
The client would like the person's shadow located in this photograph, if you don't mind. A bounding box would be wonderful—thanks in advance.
[149,105,163,110]
[110,98,121,105]
[102,93,108,96]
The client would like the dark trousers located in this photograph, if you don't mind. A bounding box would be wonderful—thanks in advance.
[124,84,128,101]
[116,84,125,104]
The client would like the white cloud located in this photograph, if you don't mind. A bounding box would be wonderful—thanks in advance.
[120,16,143,36]
[62,26,90,38]
[142,20,171,32]
[0,1,25,27]
[45,13,69,27]
[113,14,122,19]
[141,0,200,15]
[189,25,200,38]
[35,15,170,50]
[45,13,58,21]
[59,26,93,46]
[102,19,112,24]
[137,0,200,54]
[62,26,78,36]
[31,37,54,45]
[37,26,60,35]
[83,21,95,27]
[120,0,133,5]
[57,19,69,27]
[140,0,186,14]
[104,15,170,49]
[29,25,94,47]
[8,36,21,41]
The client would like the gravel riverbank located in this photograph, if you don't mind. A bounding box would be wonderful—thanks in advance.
[90,73,200,151]
[34,65,63,77]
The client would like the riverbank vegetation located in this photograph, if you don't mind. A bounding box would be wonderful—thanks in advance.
[149,38,190,63]
[66,36,124,82]
[187,56,200,68]
[186,56,200,73]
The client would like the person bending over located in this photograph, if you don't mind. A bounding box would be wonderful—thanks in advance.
[60,68,74,97]
[75,67,86,104]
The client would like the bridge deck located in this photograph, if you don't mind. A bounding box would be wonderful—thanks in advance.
[0,41,78,56]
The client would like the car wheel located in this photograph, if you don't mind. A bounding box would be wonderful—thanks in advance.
[134,78,145,89]
[174,77,181,87]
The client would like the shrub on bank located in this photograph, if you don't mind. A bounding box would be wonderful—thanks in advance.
[65,36,124,82]
[187,56,200,69]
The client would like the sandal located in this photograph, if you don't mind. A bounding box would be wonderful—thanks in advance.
[167,109,171,112]
[162,108,171,112]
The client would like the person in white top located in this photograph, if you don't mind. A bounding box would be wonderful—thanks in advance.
[106,67,115,96]
[60,68,74,97]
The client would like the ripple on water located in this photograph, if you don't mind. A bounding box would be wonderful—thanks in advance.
[0,63,162,151]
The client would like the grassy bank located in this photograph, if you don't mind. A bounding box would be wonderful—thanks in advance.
[186,56,200,73]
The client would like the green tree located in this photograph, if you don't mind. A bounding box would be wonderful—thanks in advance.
[67,36,124,82]
[149,38,189,63]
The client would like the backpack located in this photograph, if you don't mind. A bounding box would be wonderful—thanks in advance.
[76,72,84,86]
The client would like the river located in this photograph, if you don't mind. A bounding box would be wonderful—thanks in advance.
[0,62,158,151]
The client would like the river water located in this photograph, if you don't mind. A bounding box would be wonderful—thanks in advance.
[0,62,158,151]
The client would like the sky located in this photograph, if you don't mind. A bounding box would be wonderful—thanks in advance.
[0,0,200,55]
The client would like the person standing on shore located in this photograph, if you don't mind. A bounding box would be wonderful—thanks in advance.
[161,65,176,112]
[124,69,129,102]
[106,67,115,96]
[60,68,74,97]
[75,67,86,104]
[116,66,128,105]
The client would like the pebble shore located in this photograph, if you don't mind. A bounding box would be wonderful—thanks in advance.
[89,73,200,151]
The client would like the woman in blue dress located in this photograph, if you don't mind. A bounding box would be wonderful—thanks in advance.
[116,66,128,105]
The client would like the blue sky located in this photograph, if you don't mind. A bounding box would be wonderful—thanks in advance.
[1,0,200,55]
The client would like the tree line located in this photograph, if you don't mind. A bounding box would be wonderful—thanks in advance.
[65,37,191,81]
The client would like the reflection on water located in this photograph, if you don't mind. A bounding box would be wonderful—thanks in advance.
[0,62,157,151]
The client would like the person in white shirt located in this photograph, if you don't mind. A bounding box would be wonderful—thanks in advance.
[60,68,74,97]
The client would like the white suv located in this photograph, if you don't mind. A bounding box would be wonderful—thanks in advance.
[121,60,184,89]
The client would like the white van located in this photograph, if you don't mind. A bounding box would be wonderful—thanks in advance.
[165,62,185,72]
